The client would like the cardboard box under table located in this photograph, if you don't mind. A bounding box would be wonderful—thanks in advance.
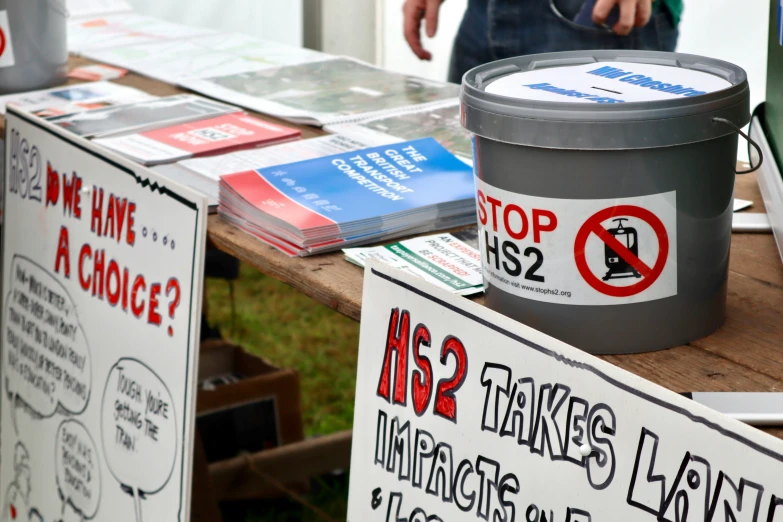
[197,340,305,500]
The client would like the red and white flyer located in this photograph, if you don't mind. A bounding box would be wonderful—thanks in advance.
[94,113,301,165]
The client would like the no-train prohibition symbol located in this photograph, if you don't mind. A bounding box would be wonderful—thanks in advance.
[574,205,669,298]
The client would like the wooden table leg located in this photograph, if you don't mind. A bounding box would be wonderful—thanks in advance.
[191,428,223,522]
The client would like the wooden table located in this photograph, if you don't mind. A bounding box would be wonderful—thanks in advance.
[209,177,783,409]
[208,165,783,493]
[14,58,783,502]
[72,57,783,438]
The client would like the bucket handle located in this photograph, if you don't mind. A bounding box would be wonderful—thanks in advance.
[712,117,763,175]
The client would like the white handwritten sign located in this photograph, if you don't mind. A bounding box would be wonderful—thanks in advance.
[0,107,207,522]
[348,260,783,522]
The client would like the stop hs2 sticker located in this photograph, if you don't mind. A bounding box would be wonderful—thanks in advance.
[475,178,677,306]
[0,11,15,69]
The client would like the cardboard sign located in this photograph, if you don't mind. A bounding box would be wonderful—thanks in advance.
[0,11,15,69]
[475,179,677,305]
[0,108,207,522]
[348,260,783,522]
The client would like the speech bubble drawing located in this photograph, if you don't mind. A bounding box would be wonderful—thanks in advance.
[3,256,92,423]
[100,358,177,522]
[55,420,101,520]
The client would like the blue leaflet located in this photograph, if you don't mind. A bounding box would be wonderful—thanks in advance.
[254,137,475,225]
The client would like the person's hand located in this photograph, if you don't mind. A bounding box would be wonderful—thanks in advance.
[403,0,445,61]
[593,0,652,36]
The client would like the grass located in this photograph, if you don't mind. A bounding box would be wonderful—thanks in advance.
[206,262,360,436]
[204,262,360,520]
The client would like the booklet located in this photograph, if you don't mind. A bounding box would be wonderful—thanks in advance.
[66,0,133,18]
[156,133,399,211]
[153,162,222,211]
[343,232,483,296]
[182,133,399,182]
[0,81,154,116]
[47,94,239,138]
[68,64,128,81]
[93,113,301,165]
[68,12,215,54]
[181,57,461,126]
[84,33,331,84]
[326,101,472,163]
[218,137,476,256]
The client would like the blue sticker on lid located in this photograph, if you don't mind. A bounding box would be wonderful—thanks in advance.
[779,0,782,46]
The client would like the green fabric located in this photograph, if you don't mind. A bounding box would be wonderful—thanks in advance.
[764,0,783,167]
[661,0,683,25]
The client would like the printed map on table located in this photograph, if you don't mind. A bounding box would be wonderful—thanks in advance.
[183,58,460,125]
[327,102,472,163]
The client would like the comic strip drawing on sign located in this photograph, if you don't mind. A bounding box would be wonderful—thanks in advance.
[476,178,677,305]
[101,359,177,522]
[55,420,101,522]
[348,260,783,522]
[0,107,207,522]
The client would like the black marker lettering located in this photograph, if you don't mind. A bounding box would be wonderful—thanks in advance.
[481,364,511,433]
[454,459,476,512]
[586,403,616,490]
[476,456,500,521]
[386,417,411,481]
[375,410,388,468]
[564,397,589,466]
[413,429,435,490]
[627,428,668,515]
[706,473,763,522]
[660,454,711,522]
[767,495,783,522]
[566,507,591,522]
[426,443,454,502]
[501,377,535,447]
[531,384,570,461]
[497,472,520,522]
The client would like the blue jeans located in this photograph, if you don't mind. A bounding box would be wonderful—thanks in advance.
[448,0,679,83]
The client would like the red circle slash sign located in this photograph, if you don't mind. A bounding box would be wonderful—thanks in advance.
[0,28,6,58]
[574,205,669,298]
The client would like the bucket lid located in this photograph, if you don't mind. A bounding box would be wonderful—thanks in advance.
[461,50,750,150]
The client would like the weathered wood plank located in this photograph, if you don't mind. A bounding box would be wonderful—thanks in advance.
[208,216,364,320]
[209,430,353,501]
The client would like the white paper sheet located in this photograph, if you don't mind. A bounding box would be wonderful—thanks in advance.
[84,33,330,84]
[66,0,133,18]
[68,13,215,54]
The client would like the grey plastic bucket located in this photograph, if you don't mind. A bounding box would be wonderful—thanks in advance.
[0,0,67,94]
[461,50,755,355]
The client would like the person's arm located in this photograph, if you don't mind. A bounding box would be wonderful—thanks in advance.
[403,0,445,60]
[593,0,652,35]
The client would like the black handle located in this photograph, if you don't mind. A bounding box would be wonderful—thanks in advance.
[712,117,763,175]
